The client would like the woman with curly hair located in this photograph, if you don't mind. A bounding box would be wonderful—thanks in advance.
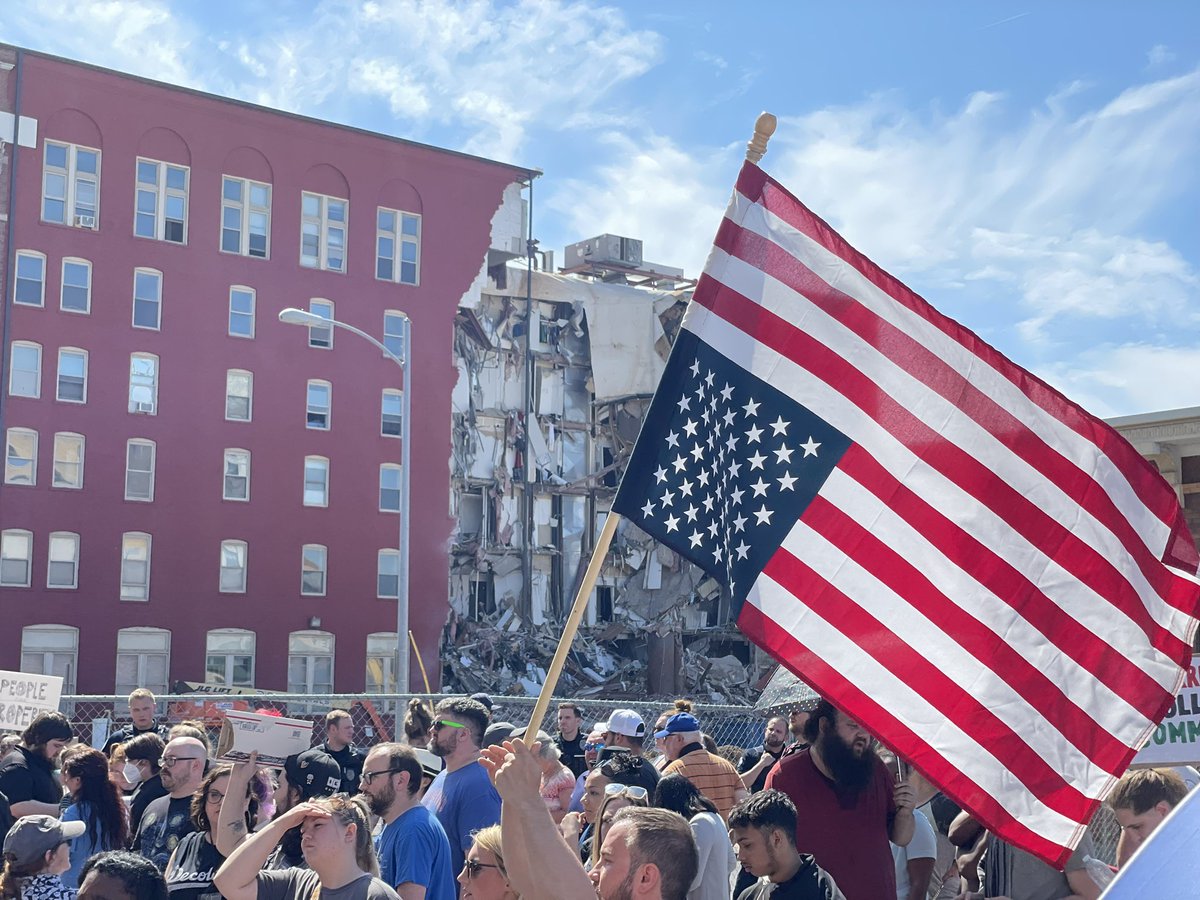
[164,764,258,900]
[59,746,129,889]
[403,698,434,750]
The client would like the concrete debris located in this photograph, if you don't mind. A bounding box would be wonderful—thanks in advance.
[445,256,766,700]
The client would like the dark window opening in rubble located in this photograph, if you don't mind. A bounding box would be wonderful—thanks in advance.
[488,263,508,290]
[599,446,618,489]
[700,638,751,665]
[469,576,496,620]
[595,585,614,622]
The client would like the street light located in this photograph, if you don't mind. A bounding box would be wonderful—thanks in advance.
[278,306,411,693]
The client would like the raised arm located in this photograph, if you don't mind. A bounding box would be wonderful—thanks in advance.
[214,802,326,900]
[214,751,259,857]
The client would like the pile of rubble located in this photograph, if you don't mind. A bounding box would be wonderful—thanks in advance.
[441,608,761,705]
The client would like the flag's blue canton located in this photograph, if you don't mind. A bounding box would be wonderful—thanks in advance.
[613,331,852,617]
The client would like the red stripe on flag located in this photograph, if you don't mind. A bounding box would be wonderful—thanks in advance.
[690,280,1193,663]
[761,547,1099,824]
[802,489,1139,773]
[738,601,1078,868]
[733,162,1196,572]
[838,445,1174,721]
[712,219,1193,611]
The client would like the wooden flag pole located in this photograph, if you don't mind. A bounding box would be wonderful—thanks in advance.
[523,113,778,737]
[526,511,622,735]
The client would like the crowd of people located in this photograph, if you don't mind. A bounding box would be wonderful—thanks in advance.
[0,688,1188,899]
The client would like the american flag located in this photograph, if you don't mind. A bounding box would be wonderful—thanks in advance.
[612,160,1200,865]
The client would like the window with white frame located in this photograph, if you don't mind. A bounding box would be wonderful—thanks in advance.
[4,428,37,486]
[0,529,33,587]
[52,433,84,489]
[228,286,255,338]
[42,140,100,228]
[125,439,156,501]
[376,208,420,285]
[379,464,401,513]
[56,348,87,403]
[129,354,159,414]
[134,158,188,243]
[301,544,327,596]
[9,342,42,398]
[288,631,334,694]
[14,252,46,307]
[61,259,92,313]
[206,629,255,687]
[366,632,398,693]
[21,625,78,694]
[132,269,162,330]
[219,540,248,593]
[223,449,250,501]
[377,549,399,598]
[221,176,271,258]
[306,381,331,430]
[300,192,347,272]
[307,299,333,349]
[115,627,169,695]
[383,311,407,359]
[46,532,79,589]
[381,389,402,437]
[225,369,253,421]
[119,533,152,601]
[303,456,329,507]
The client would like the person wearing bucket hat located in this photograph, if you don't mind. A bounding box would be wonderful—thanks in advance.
[0,814,85,900]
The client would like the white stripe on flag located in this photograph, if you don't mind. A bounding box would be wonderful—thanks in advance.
[727,189,1178,560]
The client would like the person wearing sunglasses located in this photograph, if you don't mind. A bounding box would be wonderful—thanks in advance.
[589,783,650,871]
[457,825,519,900]
[359,744,455,900]
[421,698,500,885]
[165,763,258,900]
[132,737,208,870]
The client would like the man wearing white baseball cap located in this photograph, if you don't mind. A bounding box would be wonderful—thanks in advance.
[1,814,85,897]
[602,710,659,792]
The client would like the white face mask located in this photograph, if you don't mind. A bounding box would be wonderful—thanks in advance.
[123,762,142,785]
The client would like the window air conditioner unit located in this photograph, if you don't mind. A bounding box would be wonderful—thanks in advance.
[74,214,96,229]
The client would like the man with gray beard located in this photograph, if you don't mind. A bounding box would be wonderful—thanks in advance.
[358,744,455,900]
[765,700,915,900]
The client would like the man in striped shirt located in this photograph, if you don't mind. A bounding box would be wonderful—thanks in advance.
[658,712,748,821]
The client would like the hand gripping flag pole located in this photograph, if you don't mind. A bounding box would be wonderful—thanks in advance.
[523,113,780,739]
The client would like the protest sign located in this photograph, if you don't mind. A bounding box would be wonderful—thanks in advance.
[215,709,313,767]
[0,671,62,731]
[1133,654,1200,767]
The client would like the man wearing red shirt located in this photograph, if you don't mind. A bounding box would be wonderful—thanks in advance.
[765,700,915,900]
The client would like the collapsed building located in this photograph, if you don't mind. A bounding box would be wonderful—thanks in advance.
[443,236,768,703]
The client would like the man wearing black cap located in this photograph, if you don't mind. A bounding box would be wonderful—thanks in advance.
[0,712,73,818]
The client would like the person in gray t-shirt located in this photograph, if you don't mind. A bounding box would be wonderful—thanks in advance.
[979,831,1099,900]
[213,794,398,900]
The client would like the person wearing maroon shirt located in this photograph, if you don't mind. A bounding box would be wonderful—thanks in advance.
[764,700,915,900]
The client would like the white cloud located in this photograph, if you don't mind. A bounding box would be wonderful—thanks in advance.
[1148,44,1175,68]
[1037,343,1200,418]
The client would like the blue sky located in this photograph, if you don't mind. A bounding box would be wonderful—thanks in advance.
[4,1,1198,417]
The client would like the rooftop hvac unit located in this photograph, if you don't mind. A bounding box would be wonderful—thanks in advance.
[565,234,643,269]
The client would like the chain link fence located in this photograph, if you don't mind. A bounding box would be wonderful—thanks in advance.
[45,693,1119,865]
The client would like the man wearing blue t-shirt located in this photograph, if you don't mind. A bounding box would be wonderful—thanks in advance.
[361,743,456,900]
[421,698,501,891]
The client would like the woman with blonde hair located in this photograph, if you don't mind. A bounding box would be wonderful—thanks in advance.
[214,794,397,899]
[458,824,519,900]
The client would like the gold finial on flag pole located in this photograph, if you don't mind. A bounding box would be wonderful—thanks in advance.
[745,112,777,163]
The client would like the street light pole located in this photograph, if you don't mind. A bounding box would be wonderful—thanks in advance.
[278,307,411,693]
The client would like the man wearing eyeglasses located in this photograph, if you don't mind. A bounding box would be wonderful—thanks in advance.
[421,698,500,892]
[133,737,207,869]
[360,744,455,900]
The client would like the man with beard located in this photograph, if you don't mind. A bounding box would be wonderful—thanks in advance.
[765,700,915,900]
[738,716,789,794]
[359,744,455,900]
[421,697,500,886]
[729,790,845,899]
[134,736,207,869]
